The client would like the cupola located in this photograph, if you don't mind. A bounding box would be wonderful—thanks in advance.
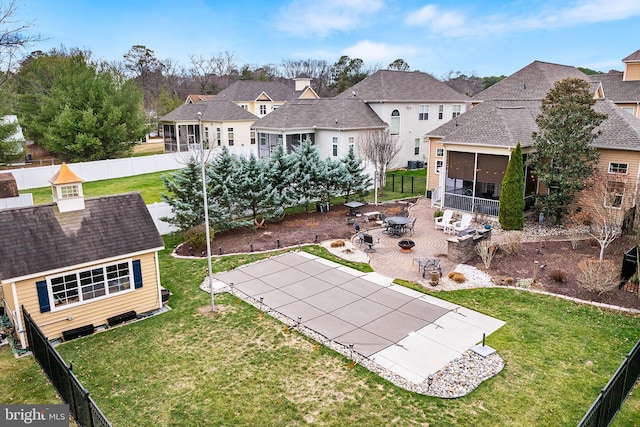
[49,163,85,212]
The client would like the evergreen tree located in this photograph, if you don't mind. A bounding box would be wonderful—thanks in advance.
[160,154,205,231]
[340,146,371,202]
[318,158,348,204]
[267,144,295,210]
[289,138,326,210]
[236,153,282,223]
[207,146,241,229]
[499,142,525,230]
[527,78,606,224]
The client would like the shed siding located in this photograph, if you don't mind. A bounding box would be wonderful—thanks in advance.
[16,252,160,341]
[625,63,640,81]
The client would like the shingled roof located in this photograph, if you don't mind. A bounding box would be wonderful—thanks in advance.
[472,61,588,101]
[589,72,640,103]
[335,70,469,102]
[623,50,640,62]
[252,98,387,130]
[216,80,300,102]
[427,99,640,151]
[160,99,257,122]
[0,193,164,281]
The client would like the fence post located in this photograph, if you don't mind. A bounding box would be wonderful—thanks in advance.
[391,174,395,192]
[401,175,404,193]
[411,177,414,194]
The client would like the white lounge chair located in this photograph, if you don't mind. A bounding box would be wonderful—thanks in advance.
[434,209,454,230]
[453,213,473,233]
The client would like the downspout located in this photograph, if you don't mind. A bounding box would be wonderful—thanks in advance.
[11,282,25,349]
[155,252,163,309]
[472,153,479,213]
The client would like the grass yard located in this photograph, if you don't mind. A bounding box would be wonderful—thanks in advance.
[46,234,640,427]
[28,171,168,205]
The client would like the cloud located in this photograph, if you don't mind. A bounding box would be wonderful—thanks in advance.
[342,40,420,65]
[276,0,384,37]
[404,0,640,38]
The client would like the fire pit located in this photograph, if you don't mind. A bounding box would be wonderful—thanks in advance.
[398,239,415,252]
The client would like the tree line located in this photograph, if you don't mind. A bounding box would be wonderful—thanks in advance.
[161,139,371,232]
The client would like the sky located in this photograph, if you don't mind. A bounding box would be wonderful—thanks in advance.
[13,0,640,78]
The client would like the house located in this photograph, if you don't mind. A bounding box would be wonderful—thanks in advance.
[252,97,387,159]
[426,59,640,222]
[335,70,470,168]
[589,50,640,119]
[160,77,319,155]
[185,94,215,104]
[0,164,165,348]
[159,98,258,155]
[215,77,318,118]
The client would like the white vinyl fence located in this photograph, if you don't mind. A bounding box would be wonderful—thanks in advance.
[0,194,33,210]
[7,146,254,190]
[147,202,179,235]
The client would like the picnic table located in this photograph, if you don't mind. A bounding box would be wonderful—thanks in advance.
[385,216,410,237]
[344,201,364,216]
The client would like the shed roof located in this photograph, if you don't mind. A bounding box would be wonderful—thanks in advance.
[0,192,164,281]
[48,163,83,185]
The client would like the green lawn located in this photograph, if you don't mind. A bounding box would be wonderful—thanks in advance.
[40,234,639,426]
[28,171,168,205]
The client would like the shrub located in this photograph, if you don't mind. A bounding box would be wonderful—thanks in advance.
[577,259,619,295]
[504,277,515,285]
[549,269,567,282]
[501,231,522,256]
[433,209,444,218]
[447,272,466,283]
[475,239,498,269]
[184,224,213,251]
[331,240,346,247]
[566,226,581,250]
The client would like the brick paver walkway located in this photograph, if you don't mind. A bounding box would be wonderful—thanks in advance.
[352,198,465,283]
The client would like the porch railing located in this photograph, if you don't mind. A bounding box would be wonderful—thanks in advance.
[443,192,500,216]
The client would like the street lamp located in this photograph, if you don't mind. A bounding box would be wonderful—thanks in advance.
[198,112,215,312]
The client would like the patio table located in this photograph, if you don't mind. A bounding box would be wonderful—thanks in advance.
[344,201,364,216]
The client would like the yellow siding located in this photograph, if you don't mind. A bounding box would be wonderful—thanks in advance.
[299,90,317,99]
[625,63,640,81]
[570,150,640,219]
[426,138,444,190]
[1,282,19,331]
[16,252,160,342]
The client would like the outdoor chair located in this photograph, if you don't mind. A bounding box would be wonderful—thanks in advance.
[384,219,396,234]
[453,213,473,233]
[434,209,454,230]
[363,233,376,252]
[405,218,417,236]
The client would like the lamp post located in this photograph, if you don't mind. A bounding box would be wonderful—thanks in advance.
[198,112,215,311]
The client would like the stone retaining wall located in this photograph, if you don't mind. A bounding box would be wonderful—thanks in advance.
[447,228,492,264]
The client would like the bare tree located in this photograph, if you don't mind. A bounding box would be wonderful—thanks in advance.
[0,0,45,83]
[580,170,628,262]
[188,54,217,93]
[280,58,331,95]
[357,129,400,195]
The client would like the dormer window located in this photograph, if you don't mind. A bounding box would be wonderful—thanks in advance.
[60,184,80,198]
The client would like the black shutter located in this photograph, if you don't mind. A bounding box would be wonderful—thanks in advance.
[36,280,51,313]
[132,260,143,289]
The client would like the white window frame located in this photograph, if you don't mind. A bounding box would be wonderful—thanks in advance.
[250,130,256,145]
[435,160,443,174]
[605,181,625,209]
[227,127,234,146]
[452,105,461,118]
[332,137,338,157]
[47,260,134,312]
[414,138,420,155]
[419,104,429,120]
[60,185,79,199]
[608,162,628,174]
[348,137,354,153]
[390,110,400,135]
[436,148,444,157]
[438,105,444,120]
[259,105,267,115]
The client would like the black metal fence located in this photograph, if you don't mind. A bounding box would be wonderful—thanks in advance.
[385,174,427,195]
[578,338,640,427]
[22,307,112,427]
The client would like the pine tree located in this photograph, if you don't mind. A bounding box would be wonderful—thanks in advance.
[499,142,525,230]
[236,153,281,223]
[266,144,295,210]
[160,154,205,231]
[207,146,241,229]
[527,78,606,224]
[340,146,372,202]
[289,138,326,210]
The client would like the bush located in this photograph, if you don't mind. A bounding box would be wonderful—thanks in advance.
[475,239,498,269]
[331,240,346,247]
[549,269,567,282]
[433,209,444,218]
[577,259,619,295]
[501,231,522,256]
[447,272,467,283]
[184,224,214,252]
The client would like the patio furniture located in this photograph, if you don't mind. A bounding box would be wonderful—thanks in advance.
[363,233,376,252]
[405,218,417,236]
[434,209,454,230]
[453,213,473,233]
[344,201,364,216]
[420,258,442,278]
[385,216,410,237]
[363,211,380,221]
